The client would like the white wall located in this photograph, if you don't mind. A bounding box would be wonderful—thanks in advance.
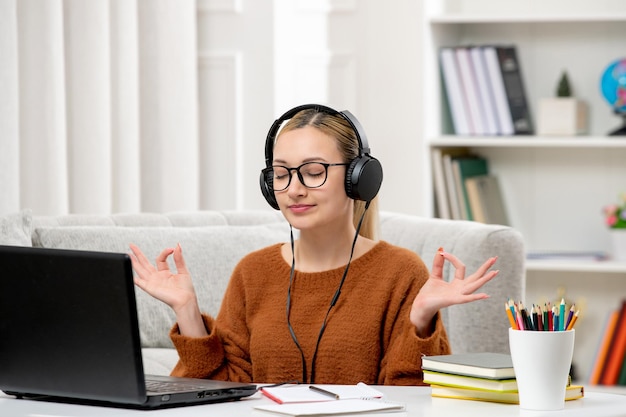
[198,0,425,214]
[2,0,425,215]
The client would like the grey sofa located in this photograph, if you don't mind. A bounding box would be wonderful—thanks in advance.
[1,209,525,377]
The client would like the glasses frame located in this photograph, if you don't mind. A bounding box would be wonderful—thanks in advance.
[262,162,349,192]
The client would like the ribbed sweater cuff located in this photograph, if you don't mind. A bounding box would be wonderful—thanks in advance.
[169,314,225,378]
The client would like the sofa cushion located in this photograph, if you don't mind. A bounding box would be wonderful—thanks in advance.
[0,209,32,246]
[32,223,291,348]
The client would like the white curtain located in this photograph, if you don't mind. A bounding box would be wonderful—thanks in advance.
[0,0,199,215]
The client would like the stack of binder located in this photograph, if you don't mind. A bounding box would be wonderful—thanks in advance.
[440,44,533,136]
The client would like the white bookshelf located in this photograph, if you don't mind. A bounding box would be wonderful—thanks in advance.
[422,0,626,391]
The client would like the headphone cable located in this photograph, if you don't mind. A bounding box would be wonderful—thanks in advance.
[286,201,371,384]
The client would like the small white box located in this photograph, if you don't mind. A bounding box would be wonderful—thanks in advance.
[537,98,588,136]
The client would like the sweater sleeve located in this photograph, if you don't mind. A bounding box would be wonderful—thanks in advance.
[378,311,451,385]
[169,314,226,379]
[376,250,452,385]
[169,263,254,382]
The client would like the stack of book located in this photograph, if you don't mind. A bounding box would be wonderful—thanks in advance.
[431,149,509,224]
[422,352,584,404]
[440,44,533,136]
[588,299,626,386]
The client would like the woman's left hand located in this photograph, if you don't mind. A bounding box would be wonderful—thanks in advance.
[410,248,499,336]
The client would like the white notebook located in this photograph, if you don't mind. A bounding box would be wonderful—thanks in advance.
[254,398,405,416]
[260,382,384,404]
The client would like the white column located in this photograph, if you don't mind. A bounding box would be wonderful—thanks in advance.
[110,0,141,213]
[0,0,19,214]
[64,0,112,214]
[17,0,69,215]
[138,0,199,212]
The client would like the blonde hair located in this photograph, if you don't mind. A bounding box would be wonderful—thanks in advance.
[277,108,380,240]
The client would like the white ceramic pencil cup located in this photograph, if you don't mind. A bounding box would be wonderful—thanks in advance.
[508,328,575,411]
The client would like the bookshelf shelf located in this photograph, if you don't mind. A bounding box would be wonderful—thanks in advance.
[422,0,626,387]
[430,137,626,149]
[429,14,626,24]
[526,260,626,274]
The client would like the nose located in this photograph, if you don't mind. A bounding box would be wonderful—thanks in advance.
[286,170,307,196]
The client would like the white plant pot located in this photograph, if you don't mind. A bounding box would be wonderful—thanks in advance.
[537,98,588,136]
[611,229,626,261]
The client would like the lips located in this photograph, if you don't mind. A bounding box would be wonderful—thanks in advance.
[288,204,314,213]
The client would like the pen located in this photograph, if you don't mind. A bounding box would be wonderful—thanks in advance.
[309,385,339,399]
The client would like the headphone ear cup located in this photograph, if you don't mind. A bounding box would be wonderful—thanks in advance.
[259,172,280,210]
[344,156,383,202]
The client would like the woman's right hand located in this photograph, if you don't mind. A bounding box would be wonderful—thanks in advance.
[129,243,208,337]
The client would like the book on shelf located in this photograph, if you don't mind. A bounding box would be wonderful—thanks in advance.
[469,46,499,135]
[260,382,383,404]
[455,47,486,135]
[464,174,510,226]
[484,45,533,135]
[439,47,472,135]
[451,155,489,221]
[421,352,515,380]
[442,153,463,220]
[423,370,517,392]
[589,309,620,385]
[431,147,470,220]
[430,384,584,405]
[600,300,626,386]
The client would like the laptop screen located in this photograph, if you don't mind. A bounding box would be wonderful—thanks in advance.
[0,245,151,404]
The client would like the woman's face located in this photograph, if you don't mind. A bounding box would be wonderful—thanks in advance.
[272,126,353,232]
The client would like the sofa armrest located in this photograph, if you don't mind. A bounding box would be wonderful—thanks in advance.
[380,212,525,354]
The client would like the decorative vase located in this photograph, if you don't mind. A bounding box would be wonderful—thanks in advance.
[536,97,588,136]
[611,229,626,261]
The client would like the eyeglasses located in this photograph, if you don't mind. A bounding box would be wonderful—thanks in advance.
[262,162,349,192]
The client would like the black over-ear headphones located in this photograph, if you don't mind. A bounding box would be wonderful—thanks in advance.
[259,104,383,210]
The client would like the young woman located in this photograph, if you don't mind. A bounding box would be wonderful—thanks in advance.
[130,104,499,385]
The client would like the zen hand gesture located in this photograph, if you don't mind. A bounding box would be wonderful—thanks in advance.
[129,243,197,313]
[410,248,499,336]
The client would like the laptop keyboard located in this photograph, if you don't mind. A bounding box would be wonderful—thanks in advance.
[145,379,209,393]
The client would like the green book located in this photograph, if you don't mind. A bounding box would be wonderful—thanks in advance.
[421,352,515,379]
[451,156,489,220]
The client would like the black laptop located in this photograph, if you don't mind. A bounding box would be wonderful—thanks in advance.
[0,245,256,409]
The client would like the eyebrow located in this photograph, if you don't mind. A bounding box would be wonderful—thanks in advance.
[272,157,331,165]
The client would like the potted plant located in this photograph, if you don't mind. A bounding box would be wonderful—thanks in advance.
[603,193,626,261]
[537,71,588,135]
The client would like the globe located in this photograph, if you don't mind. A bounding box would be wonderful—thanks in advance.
[600,58,626,135]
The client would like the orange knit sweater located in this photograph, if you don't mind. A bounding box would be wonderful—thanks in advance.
[170,241,450,385]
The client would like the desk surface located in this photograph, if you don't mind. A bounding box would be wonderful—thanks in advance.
[1,386,625,417]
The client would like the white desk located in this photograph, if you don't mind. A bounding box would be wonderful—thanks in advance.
[1,386,625,417]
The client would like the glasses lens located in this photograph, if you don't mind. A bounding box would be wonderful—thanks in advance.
[271,166,291,191]
[299,162,328,188]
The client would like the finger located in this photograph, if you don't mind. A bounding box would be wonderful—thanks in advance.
[155,248,175,271]
[441,251,466,280]
[129,244,155,278]
[129,243,158,270]
[462,270,499,295]
[172,243,190,275]
[430,247,445,279]
[465,256,499,283]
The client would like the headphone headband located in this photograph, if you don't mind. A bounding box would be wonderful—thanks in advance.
[264,104,371,167]
[260,104,383,209]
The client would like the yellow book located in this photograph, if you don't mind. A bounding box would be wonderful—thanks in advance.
[424,370,517,392]
[430,384,584,404]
